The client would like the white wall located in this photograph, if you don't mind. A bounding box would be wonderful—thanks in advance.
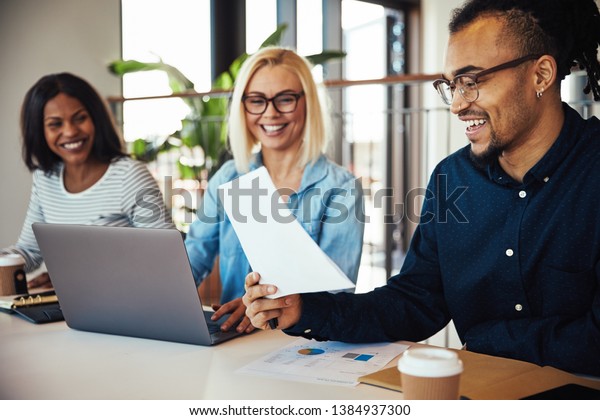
[0,0,121,246]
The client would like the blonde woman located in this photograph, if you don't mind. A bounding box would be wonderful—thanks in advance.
[185,47,364,333]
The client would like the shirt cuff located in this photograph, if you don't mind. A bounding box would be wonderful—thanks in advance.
[283,292,331,341]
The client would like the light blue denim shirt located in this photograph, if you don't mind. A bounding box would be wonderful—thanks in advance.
[184,153,365,303]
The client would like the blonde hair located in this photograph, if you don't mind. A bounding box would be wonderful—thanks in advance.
[227,46,331,173]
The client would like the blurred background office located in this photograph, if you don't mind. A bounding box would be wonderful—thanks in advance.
[1,0,597,347]
[0,0,458,280]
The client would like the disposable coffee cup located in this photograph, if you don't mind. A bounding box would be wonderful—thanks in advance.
[398,347,463,400]
[0,254,27,296]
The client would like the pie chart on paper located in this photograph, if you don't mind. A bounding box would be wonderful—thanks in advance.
[298,348,325,356]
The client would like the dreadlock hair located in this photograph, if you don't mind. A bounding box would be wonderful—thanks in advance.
[449,0,600,101]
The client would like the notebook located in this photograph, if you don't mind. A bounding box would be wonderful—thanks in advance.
[0,290,64,324]
[32,223,242,345]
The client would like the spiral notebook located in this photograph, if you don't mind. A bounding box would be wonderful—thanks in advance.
[0,290,64,324]
[31,223,242,345]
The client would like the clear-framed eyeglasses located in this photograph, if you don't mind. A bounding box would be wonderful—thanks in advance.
[242,91,305,115]
[432,54,542,105]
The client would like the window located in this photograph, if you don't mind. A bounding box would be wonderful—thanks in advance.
[120,0,211,143]
[246,0,277,52]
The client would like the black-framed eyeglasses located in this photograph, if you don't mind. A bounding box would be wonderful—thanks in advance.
[242,91,304,115]
[433,54,542,105]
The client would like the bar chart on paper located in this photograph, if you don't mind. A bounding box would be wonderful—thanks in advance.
[236,337,408,386]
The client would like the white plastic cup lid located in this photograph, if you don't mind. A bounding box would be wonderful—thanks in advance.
[0,254,26,267]
[398,347,463,378]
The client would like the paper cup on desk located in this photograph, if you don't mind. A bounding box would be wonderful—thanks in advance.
[398,347,463,400]
[0,254,27,296]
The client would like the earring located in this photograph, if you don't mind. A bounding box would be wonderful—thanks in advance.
[536,88,544,99]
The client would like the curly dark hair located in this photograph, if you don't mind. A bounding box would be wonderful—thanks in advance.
[20,72,127,174]
[449,0,600,100]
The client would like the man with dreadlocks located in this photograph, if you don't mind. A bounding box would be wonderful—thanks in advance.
[243,0,600,376]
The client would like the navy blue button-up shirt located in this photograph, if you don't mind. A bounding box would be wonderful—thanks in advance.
[287,104,600,376]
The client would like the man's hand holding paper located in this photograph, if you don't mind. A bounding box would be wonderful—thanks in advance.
[219,166,356,298]
[243,272,302,330]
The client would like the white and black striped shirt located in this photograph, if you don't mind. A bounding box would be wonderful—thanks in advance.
[3,157,175,272]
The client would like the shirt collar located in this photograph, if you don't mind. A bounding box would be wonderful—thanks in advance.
[248,152,263,171]
[488,103,584,186]
[525,103,583,183]
[248,152,329,194]
[298,154,328,193]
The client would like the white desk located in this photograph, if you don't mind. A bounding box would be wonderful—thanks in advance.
[0,313,401,399]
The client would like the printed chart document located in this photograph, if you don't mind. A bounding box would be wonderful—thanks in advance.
[219,166,355,298]
[236,337,409,386]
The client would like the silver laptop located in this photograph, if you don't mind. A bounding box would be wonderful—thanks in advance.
[32,223,242,345]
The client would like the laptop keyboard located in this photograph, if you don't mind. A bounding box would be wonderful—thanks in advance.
[203,311,242,334]
[206,322,221,334]
[204,312,222,334]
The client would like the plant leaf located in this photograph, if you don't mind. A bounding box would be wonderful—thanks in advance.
[212,71,234,90]
[227,53,249,81]
[108,58,200,111]
[305,50,347,66]
[259,23,288,48]
[108,59,162,75]
[109,59,195,91]
[177,161,203,180]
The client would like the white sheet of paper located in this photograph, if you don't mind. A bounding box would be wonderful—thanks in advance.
[236,337,409,387]
[219,166,355,298]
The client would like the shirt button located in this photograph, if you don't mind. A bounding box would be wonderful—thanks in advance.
[515,304,523,311]
[519,190,527,198]
[506,249,514,257]
[543,177,550,183]
[304,329,312,334]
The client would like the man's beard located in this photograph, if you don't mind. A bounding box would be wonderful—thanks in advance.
[469,136,504,170]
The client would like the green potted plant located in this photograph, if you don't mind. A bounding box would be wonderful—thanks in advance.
[108,23,346,181]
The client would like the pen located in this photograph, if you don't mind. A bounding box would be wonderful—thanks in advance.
[269,317,278,330]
